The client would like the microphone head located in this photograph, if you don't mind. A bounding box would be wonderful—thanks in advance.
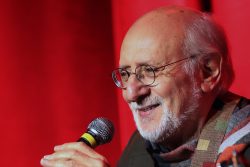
[87,117,114,145]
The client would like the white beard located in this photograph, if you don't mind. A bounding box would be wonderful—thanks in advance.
[129,83,201,143]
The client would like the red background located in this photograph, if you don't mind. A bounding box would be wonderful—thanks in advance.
[0,0,249,166]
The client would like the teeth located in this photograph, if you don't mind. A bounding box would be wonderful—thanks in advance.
[138,104,159,112]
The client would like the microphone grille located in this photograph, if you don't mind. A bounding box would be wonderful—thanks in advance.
[87,117,114,145]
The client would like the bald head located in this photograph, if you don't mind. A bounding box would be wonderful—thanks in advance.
[120,5,233,92]
[122,6,200,49]
[126,6,200,34]
[122,7,193,55]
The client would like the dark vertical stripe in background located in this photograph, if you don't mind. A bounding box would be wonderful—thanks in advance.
[200,0,212,12]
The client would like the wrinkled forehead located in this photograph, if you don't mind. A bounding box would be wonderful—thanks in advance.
[119,9,188,66]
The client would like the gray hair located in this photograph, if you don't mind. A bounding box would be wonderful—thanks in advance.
[182,12,234,93]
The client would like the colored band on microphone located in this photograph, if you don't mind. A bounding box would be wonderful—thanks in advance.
[81,133,97,147]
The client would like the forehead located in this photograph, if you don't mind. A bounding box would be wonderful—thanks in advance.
[119,9,187,67]
[119,28,184,67]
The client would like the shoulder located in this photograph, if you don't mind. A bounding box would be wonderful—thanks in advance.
[117,130,155,167]
[225,96,250,140]
[219,96,250,155]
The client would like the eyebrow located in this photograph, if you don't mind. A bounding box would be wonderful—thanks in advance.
[118,65,130,69]
[119,62,153,69]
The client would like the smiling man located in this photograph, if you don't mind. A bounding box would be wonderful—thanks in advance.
[117,7,203,147]
[113,6,250,167]
[41,6,250,167]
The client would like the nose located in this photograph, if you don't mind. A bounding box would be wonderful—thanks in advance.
[123,75,150,103]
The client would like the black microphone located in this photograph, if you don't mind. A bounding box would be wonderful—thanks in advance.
[77,117,114,148]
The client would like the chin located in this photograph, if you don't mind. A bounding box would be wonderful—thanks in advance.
[137,125,168,143]
[133,104,182,143]
[134,115,169,142]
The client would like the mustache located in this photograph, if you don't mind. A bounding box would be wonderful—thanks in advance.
[129,96,163,111]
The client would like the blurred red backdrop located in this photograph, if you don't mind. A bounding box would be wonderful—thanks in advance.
[0,0,249,166]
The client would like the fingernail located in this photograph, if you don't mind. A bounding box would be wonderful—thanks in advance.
[43,155,52,160]
[54,144,63,151]
[40,158,48,165]
[54,145,60,151]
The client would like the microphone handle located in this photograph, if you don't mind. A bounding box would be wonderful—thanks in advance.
[77,137,91,147]
[77,132,97,148]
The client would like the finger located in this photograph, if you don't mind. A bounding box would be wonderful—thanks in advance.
[43,149,86,161]
[40,158,77,167]
[43,149,109,166]
[41,152,109,167]
[54,142,105,160]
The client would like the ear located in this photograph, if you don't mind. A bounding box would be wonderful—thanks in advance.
[199,54,222,93]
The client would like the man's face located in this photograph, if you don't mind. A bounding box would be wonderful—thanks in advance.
[119,26,201,143]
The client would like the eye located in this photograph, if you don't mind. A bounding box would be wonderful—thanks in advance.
[143,66,154,72]
[119,70,127,77]
[144,66,154,73]
[118,69,129,82]
[139,65,155,78]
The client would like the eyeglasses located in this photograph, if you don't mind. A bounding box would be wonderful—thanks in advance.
[112,56,195,89]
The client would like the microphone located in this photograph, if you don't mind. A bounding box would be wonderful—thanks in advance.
[77,117,114,148]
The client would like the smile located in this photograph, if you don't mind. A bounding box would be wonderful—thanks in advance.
[137,103,161,112]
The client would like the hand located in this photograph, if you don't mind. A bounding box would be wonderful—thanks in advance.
[40,142,110,167]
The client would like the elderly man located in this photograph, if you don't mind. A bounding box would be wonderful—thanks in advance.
[41,6,250,167]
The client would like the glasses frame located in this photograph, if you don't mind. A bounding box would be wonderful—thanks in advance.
[112,55,195,89]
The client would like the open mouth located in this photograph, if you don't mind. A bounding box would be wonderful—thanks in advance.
[137,103,160,112]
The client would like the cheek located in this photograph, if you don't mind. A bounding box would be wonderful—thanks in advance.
[153,76,192,115]
[153,81,176,100]
[122,89,129,102]
[122,90,126,99]
[153,78,179,107]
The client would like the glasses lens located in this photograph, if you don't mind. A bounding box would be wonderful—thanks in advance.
[136,65,155,85]
[112,69,128,88]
